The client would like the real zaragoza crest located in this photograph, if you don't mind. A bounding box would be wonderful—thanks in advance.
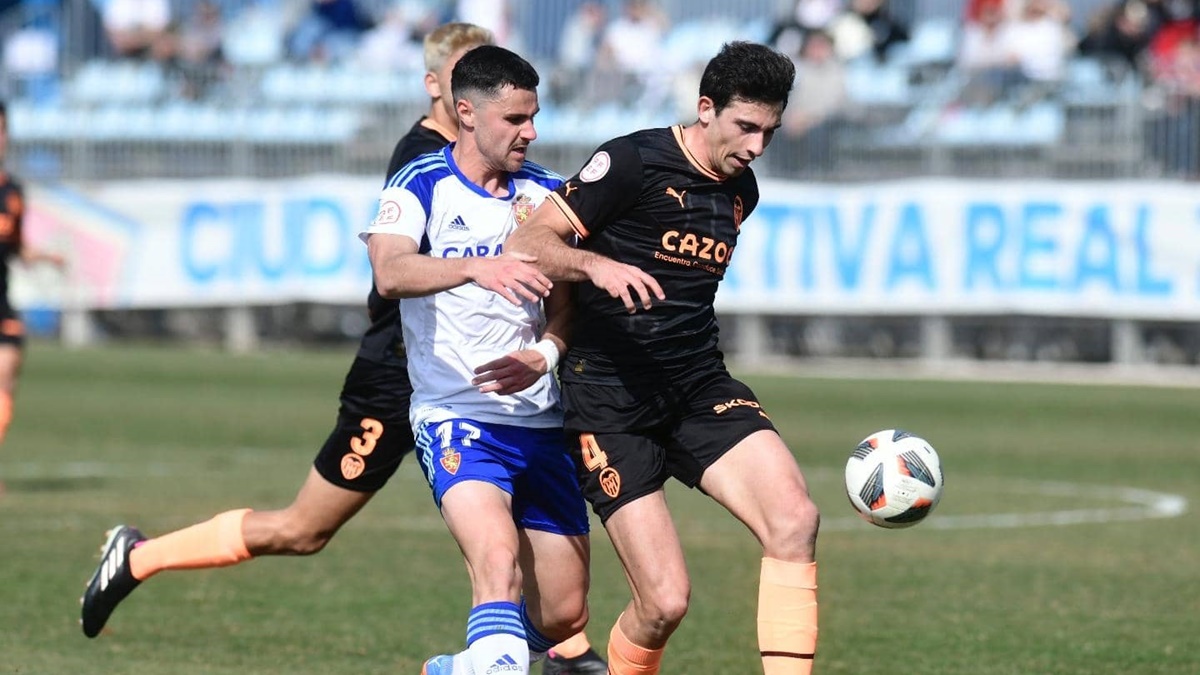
[513,193,534,224]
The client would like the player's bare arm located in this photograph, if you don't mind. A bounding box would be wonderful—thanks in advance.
[508,204,664,313]
[368,232,551,305]
[471,282,572,395]
[20,247,66,269]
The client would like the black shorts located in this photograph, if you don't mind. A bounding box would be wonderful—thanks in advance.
[561,370,777,523]
[0,301,23,348]
[312,356,415,492]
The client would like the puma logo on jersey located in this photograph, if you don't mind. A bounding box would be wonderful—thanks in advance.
[562,182,578,197]
[665,187,687,208]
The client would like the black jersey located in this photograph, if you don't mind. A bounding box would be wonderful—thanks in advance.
[384,117,456,182]
[357,117,455,365]
[0,172,25,303]
[548,126,759,386]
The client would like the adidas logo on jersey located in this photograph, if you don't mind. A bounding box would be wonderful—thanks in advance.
[486,654,521,673]
[448,215,469,231]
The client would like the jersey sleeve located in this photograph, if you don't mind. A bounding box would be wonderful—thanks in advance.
[361,184,430,248]
[547,137,643,239]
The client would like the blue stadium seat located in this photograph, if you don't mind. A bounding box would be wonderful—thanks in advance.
[222,3,286,66]
[1013,102,1065,145]
[934,107,985,145]
[69,61,165,105]
[662,18,746,70]
[899,18,958,67]
[845,60,913,106]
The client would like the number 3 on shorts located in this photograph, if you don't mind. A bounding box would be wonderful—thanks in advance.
[351,418,384,456]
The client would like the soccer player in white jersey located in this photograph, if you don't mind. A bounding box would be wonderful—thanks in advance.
[363,46,591,675]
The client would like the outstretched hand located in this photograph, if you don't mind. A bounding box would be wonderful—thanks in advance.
[472,349,547,395]
[470,254,552,306]
[586,258,664,313]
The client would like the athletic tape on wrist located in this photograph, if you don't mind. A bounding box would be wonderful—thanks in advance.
[532,338,560,373]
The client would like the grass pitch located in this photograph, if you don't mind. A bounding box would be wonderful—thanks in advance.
[1,343,1197,674]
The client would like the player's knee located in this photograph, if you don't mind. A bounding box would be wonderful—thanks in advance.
[539,601,589,642]
[764,495,820,560]
[637,580,690,633]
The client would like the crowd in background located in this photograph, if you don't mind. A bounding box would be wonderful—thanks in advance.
[1,0,1200,178]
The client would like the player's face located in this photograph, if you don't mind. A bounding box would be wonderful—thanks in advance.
[473,86,539,173]
[435,46,477,122]
[700,97,783,178]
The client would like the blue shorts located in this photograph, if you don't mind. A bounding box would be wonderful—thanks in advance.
[414,419,589,536]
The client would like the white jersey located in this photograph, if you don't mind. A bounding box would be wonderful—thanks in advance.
[363,145,564,429]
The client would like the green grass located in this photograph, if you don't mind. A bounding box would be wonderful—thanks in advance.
[2,342,1198,674]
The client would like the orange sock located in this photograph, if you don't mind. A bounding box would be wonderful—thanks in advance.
[607,616,663,675]
[129,509,252,581]
[0,391,13,443]
[758,558,818,675]
[550,631,593,659]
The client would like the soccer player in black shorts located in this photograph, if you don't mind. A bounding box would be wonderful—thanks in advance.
[507,42,821,675]
[0,101,67,456]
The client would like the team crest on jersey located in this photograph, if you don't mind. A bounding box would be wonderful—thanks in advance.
[373,200,401,226]
[732,195,744,233]
[579,151,611,183]
[439,448,462,475]
[512,193,534,224]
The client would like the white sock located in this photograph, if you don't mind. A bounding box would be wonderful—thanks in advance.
[469,633,529,674]
[452,651,475,674]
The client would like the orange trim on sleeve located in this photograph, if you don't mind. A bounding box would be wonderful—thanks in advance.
[548,192,589,239]
[671,125,724,182]
[420,117,458,143]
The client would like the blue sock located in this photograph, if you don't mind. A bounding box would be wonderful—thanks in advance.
[520,597,556,657]
[467,601,528,674]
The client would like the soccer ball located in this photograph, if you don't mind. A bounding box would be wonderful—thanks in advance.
[845,429,943,529]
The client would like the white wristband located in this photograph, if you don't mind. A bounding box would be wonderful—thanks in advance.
[531,338,561,373]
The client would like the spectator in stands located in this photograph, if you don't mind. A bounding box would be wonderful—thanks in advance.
[3,13,59,102]
[102,0,173,61]
[776,29,847,175]
[165,0,228,99]
[456,0,519,49]
[1006,0,1074,94]
[551,1,607,105]
[1078,0,1167,71]
[596,0,670,107]
[1148,23,1200,176]
[828,0,910,62]
[958,0,1021,105]
[355,3,431,70]
[793,0,846,30]
[287,0,376,64]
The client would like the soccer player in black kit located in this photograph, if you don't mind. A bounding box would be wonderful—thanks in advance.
[507,42,821,675]
[0,101,67,456]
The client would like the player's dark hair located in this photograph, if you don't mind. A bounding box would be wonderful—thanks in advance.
[451,45,539,104]
[699,41,795,112]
